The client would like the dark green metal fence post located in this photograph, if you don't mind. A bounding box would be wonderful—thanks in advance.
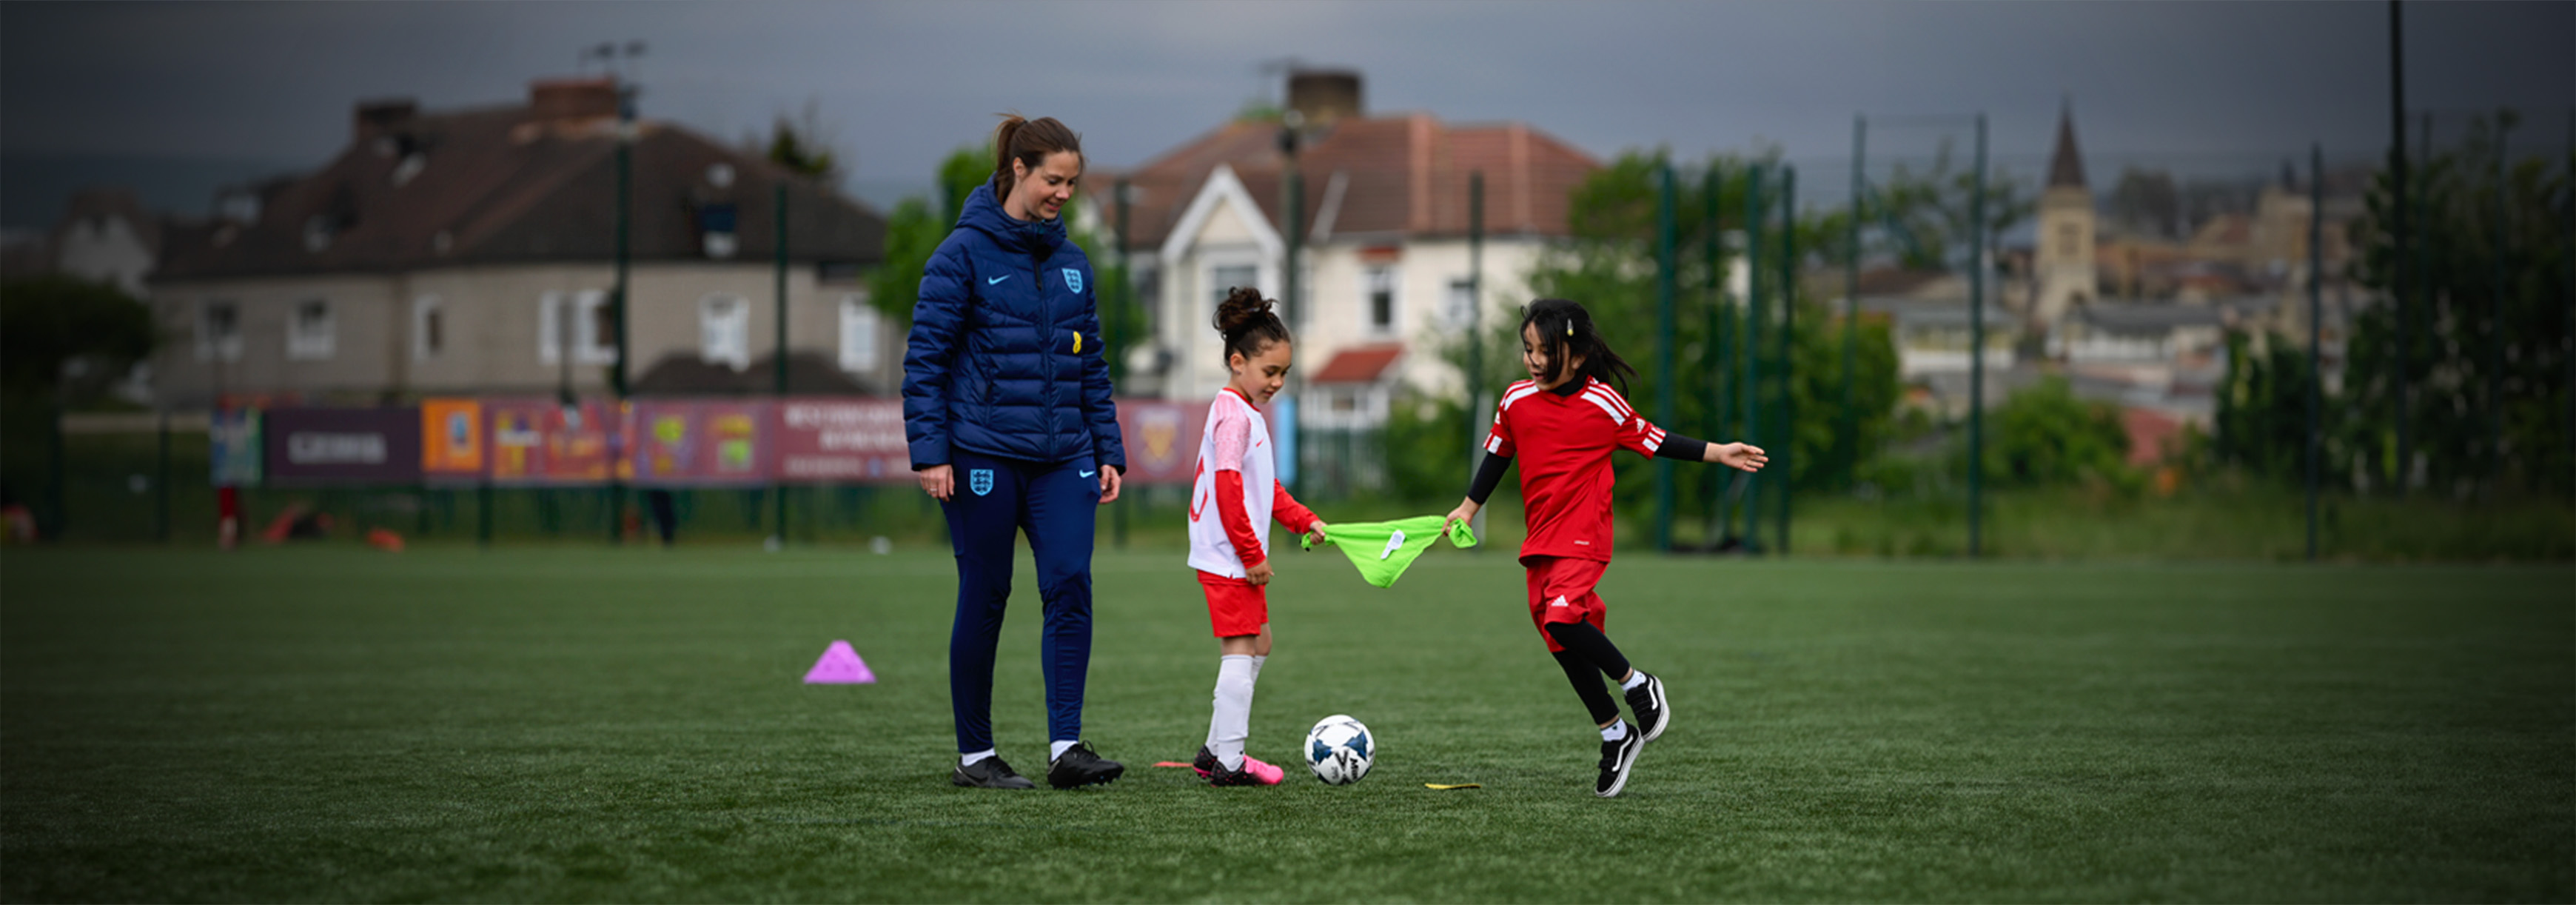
[1113,178,1132,550]
[2388,1,2410,495]
[1777,165,1797,555]
[2307,143,2324,562]
[1968,113,1988,558]
[2487,116,2510,494]
[477,481,494,547]
[1742,164,1765,553]
[1703,165,1726,546]
[1467,170,1488,547]
[155,410,171,542]
[606,80,634,546]
[774,179,790,548]
[1844,116,1865,490]
[1654,162,1678,552]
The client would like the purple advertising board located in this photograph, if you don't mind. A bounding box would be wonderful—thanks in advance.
[263,407,423,484]
[628,400,768,486]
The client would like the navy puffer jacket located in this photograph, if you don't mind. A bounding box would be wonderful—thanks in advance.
[903,183,1126,472]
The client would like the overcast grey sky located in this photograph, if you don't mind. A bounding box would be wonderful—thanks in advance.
[3,0,2568,216]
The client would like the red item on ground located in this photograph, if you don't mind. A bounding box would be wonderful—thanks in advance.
[366,528,405,552]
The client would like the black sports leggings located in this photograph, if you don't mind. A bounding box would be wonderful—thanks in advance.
[1546,621,1631,726]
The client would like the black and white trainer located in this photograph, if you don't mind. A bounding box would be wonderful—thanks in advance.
[951,755,1036,789]
[1595,721,1644,798]
[1624,670,1670,743]
[1046,741,1124,789]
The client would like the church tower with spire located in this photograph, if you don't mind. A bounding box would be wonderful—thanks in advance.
[2033,100,2097,327]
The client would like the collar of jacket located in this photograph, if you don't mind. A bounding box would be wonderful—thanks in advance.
[956,182,1067,256]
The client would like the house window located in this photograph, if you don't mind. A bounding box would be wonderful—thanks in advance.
[699,204,739,259]
[1365,267,1398,334]
[1210,264,1257,311]
[839,295,881,373]
[540,290,616,365]
[1446,278,1476,329]
[700,294,750,370]
[286,299,335,360]
[197,300,242,362]
[412,295,443,361]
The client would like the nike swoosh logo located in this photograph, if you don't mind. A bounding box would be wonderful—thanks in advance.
[987,275,1010,285]
[1079,470,1096,478]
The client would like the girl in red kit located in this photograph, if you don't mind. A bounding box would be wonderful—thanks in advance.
[1445,298,1767,797]
[1186,287,1329,787]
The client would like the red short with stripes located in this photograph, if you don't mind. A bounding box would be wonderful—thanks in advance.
[1523,555,1609,652]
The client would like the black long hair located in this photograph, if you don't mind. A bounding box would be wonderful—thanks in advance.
[1519,298,1636,395]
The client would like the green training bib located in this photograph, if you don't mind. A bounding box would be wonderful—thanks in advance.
[1298,515,1478,588]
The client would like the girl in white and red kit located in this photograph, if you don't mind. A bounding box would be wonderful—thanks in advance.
[1445,298,1768,797]
[1187,287,1329,787]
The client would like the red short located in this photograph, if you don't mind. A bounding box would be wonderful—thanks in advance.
[1198,570,1269,638]
[1524,555,1609,652]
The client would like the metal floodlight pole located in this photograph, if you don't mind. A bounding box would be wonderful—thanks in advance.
[1844,116,1865,490]
[1968,113,1988,559]
[607,72,636,546]
[2565,106,2575,507]
[1777,164,1797,555]
[2409,113,2430,492]
[1113,178,1133,550]
[2307,143,2325,562]
[773,179,789,547]
[2389,0,2411,495]
[1703,165,1727,545]
[1655,161,1679,552]
[1742,163,1765,553]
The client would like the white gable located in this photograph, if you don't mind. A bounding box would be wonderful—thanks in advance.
[1159,164,1281,264]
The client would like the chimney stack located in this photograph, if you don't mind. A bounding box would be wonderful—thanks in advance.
[353,98,417,144]
[529,77,619,121]
[1287,69,1363,128]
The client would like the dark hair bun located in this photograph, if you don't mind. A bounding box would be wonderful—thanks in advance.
[1212,286,1273,334]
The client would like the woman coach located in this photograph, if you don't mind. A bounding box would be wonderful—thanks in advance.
[903,114,1127,790]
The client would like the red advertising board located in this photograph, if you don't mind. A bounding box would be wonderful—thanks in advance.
[1113,398,1207,485]
[628,400,767,486]
[486,398,625,484]
[771,398,910,483]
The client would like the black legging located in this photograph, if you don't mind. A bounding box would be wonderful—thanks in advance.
[1546,621,1631,726]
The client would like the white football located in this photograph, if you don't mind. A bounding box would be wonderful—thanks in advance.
[1304,714,1375,785]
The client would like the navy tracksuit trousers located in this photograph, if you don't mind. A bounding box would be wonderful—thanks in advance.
[942,447,1099,755]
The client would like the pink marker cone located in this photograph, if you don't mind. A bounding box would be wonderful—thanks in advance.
[803,640,876,684]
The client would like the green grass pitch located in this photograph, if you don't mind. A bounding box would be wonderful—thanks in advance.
[3,545,2569,902]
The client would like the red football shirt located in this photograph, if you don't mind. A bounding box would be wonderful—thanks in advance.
[1483,376,1667,563]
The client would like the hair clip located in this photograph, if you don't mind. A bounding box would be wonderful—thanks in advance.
[1565,323,1574,336]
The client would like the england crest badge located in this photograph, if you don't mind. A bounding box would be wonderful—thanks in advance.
[1063,268,1084,294]
[969,469,995,496]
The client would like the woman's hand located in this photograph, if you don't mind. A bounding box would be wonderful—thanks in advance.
[1444,499,1481,534]
[919,464,954,501]
[1711,442,1769,472]
[1098,465,1121,504]
[1245,559,1274,586]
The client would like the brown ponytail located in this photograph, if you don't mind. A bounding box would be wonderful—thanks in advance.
[1213,286,1292,364]
[991,114,1083,193]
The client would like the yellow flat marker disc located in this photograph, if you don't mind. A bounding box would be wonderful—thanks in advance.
[1423,783,1482,789]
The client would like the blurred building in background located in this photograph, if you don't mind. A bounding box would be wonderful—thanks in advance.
[1096,70,1600,430]
[147,77,890,408]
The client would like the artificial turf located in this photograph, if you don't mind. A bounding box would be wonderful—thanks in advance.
[2,544,2569,902]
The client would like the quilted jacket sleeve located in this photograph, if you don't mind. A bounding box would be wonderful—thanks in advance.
[902,244,969,470]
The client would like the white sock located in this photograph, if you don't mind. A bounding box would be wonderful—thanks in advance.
[961,748,997,768]
[1600,722,1629,741]
[1249,654,1267,683]
[1209,655,1256,771]
[1049,739,1078,761]
[1620,670,1649,692]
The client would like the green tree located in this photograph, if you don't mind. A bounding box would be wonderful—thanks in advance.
[867,145,993,328]
[2235,110,2576,498]
[759,100,842,184]
[1982,375,2131,487]
[1,275,156,405]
